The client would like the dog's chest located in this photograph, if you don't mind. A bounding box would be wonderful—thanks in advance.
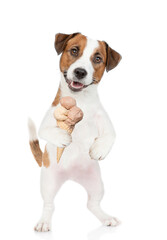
[72,113,97,146]
[62,93,100,147]
[72,103,98,146]
[58,103,99,166]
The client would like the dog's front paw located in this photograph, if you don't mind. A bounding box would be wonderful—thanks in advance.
[56,128,72,148]
[89,137,112,160]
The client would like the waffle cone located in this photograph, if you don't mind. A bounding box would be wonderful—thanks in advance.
[57,120,73,163]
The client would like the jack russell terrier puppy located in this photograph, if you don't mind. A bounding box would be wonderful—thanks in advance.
[28,32,122,232]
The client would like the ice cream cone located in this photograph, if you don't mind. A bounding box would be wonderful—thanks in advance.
[54,96,83,163]
[56,120,74,163]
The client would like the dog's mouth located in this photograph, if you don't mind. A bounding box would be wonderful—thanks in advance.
[64,72,90,92]
[70,81,84,91]
[67,79,85,92]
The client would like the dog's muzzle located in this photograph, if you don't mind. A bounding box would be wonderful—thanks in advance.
[64,69,93,92]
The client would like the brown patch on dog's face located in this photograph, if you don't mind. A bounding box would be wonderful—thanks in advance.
[91,40,122,84]
[60,34,87,73]
[90,41,107,84]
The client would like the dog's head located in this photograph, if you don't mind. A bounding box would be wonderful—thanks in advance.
[55,33,121,92]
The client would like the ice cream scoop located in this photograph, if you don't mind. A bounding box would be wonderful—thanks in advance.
[60,96,76,110]
[54,105,68,121]
[64,106,83,126]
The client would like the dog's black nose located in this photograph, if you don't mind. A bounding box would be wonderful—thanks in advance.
[74,68,87,79]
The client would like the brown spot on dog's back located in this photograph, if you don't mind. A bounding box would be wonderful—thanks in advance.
[52,86,61,106]
[60,34,87,73]
[42,146,50,168]
[91,41,107,84]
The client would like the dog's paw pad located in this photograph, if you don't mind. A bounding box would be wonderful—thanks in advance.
[34,222,51,232]
[103,217,121,227]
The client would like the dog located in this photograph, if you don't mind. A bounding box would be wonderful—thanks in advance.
[28,32,122,232]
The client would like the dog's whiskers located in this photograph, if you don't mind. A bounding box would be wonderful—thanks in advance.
[64,71,67,77]
[92,78,98,84]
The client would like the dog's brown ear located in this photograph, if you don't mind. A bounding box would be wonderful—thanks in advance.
[104,42,122,72]
[55,32,80,55]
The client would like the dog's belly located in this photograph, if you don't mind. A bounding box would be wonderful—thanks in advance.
[48,119,98,169]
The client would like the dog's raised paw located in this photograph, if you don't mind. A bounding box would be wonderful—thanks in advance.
[103,217,121,227]
[34,221,51,232]
[89,137,111,160]
[56,128,72,148]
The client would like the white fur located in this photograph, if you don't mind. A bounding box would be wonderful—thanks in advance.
[34,37,119,232]
[67,38,99,86]
[28,118,37,141]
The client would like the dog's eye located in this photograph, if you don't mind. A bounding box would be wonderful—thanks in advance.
[70,47,79,56]
[94,56,102,63]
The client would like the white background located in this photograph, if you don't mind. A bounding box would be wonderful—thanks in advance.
[0,0,167,239]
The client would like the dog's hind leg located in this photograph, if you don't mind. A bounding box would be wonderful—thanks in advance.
[34,166,66,232]
[76,164,120,227]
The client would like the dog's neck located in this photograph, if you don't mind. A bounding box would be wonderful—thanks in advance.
[59,73,100,107]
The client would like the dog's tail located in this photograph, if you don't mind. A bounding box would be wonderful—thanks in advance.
[28,118,42,167]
